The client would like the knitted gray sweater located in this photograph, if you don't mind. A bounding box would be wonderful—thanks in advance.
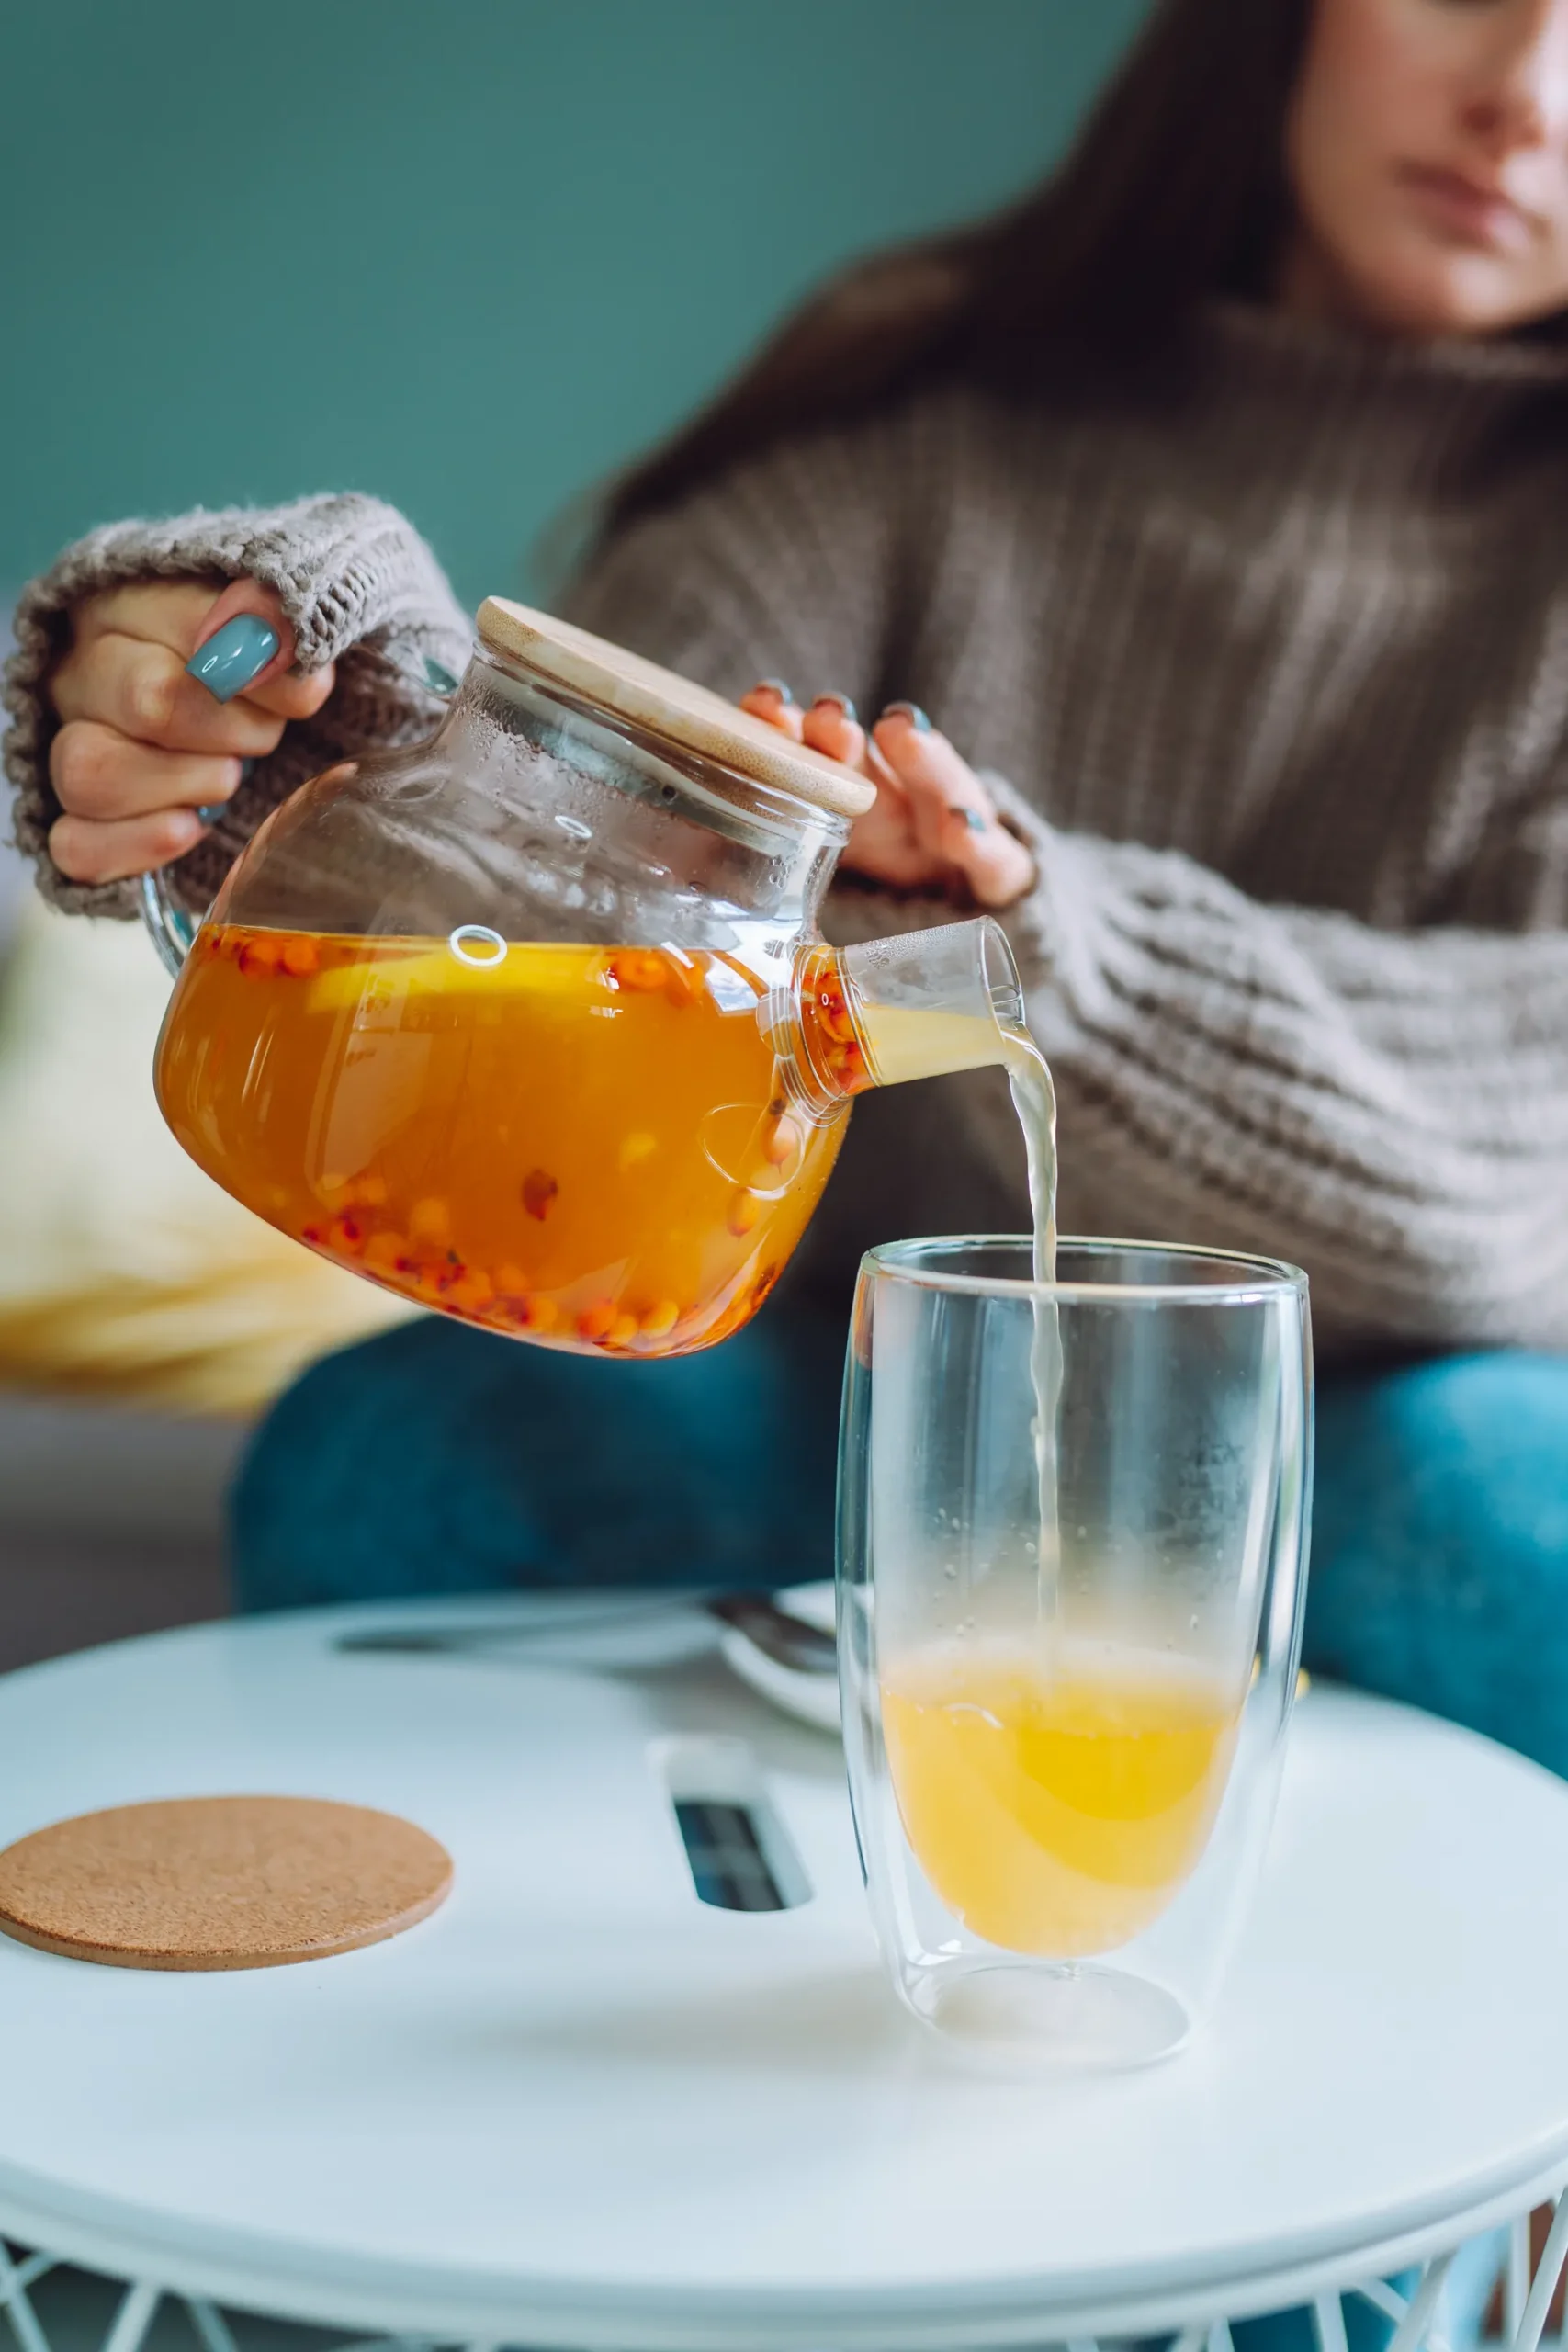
[7,304,1568,1358]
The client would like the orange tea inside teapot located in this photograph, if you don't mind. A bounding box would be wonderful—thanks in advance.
[158,928,852,1356]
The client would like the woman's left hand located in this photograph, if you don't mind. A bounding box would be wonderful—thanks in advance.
[739,684,1036,910]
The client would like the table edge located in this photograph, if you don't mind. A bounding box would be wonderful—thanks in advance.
[4,2148,1567,2348]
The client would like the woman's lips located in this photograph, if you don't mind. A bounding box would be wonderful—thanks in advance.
[1399,162,1536,254]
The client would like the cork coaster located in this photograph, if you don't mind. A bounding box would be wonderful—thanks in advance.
[0,1795,453,1972]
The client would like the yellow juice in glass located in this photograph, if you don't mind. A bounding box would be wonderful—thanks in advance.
[880,1643,1243,1958]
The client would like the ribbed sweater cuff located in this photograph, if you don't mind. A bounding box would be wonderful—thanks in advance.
[3,493,472,918]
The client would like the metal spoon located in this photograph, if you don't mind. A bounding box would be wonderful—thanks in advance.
[705,1592,838,1675]
[334,1592,838,1675]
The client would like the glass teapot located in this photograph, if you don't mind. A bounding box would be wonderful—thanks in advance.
[145,598,1028,1360]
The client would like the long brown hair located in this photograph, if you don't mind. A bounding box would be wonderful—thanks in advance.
[607,0,1312,532]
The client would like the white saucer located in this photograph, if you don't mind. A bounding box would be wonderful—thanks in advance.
[715,1580,840,1732]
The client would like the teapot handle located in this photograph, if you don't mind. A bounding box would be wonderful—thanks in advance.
[139,864,205,979]
[139,777,236,977]
[136,651,460,979]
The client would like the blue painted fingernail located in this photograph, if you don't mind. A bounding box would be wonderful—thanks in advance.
[186,615,279,703]
[811,692,857,723]
[951,805,987,834]
[883,701,931,731]
[758,677,795,705]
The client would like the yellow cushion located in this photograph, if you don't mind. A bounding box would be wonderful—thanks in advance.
[0,899,418,1416]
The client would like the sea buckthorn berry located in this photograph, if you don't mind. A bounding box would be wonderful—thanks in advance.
[640,1300,680,1340]
[607,1313,639,1346]
[609,950,668,993]
[326,1214,366,1256]
[494,1263,530,1300]
[761,1112,802,1167]
[280,937,320,977]
[618,1131,658,1172]
[353,1173,389,1208]
[728,1190,763,1238]
[239,933,284,975]
[409,1197,451,1249]
[522,1168,558,1221]
[363,1230,408,1272]
[447,1270,494,1314]
[521,1295,559,1334]
[577,1300,615,1341]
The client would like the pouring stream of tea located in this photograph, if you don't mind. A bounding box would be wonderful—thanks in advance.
[858,997,1063,1614]
[1002,1027,1062,1623]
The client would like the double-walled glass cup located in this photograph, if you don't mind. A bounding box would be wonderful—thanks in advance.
[840,1238,1312,2069]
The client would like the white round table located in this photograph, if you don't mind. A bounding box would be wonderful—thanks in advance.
[1,1598,1566,2352]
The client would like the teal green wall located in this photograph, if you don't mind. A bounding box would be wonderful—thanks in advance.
[1,1,1147,608]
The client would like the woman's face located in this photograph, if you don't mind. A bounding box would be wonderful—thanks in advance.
[1285,0,1568,334]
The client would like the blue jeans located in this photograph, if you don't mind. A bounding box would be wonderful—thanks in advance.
[234,1306,848,1609]
[233,1308,1568,1778]
[234,1316,1559,2348]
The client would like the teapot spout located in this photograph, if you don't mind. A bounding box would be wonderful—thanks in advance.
[776,917,1026,1112]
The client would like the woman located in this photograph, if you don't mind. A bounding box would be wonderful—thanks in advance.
[6,0,1568,1774]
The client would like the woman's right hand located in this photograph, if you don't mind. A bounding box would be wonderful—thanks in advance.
[47,578,336,887]
[739,682,1036,910]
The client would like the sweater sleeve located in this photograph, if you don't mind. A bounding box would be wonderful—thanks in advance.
[981,778,1568,1355]
[3,492,472,919]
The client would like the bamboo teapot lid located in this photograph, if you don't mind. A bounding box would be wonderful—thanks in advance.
[477,597,876,823]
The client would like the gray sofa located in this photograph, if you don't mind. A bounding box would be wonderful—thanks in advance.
[0,1385,237,1672]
